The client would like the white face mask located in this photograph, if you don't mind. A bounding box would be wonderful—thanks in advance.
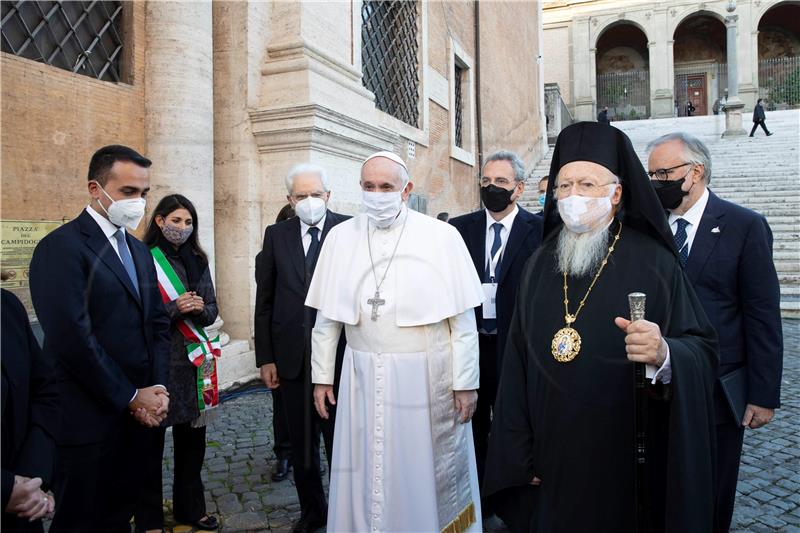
[94,182,146,230]
[557,184,617,234]
[362,190,403,228]
[294,197,327,226]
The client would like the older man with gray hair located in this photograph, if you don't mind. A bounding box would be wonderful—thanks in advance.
[449,150,543,516]
[254,163,350,533]
[648,132,783,533]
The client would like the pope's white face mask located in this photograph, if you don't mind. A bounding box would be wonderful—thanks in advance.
[295,197,327,226]
[93,182,146,230]
[362,189,404,228]
[557,183,618,234]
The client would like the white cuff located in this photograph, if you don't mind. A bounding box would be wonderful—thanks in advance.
[311,313,343,385]
[645,340,672,384]
[449,309,480,391]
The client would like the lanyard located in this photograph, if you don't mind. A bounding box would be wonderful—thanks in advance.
[487,241,504,283]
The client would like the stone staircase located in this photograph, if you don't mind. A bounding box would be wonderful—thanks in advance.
[520,110,800,318]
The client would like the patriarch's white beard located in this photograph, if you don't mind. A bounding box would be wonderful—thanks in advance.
[556,225,611,277]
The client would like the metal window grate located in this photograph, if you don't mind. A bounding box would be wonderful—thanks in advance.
[361,0,419,127]
[1,1,124,83]
[454,63,464,148]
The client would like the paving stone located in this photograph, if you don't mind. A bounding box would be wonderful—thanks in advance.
[217,493,243,514]
[223,511,270,532]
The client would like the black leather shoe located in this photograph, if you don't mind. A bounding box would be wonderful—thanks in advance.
[192,514,219,531]
[272,457,291,481]
[292,513,326,533]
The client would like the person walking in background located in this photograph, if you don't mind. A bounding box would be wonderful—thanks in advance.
[29,145,171,532]
[597,106,610,125]
[136,194,220,532]
[686,100,696,116]
[750,98,773,137]
[1,286,59,532]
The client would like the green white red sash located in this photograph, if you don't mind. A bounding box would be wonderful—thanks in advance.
[151,246,221,411]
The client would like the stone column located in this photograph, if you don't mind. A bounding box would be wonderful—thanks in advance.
[722,3,746,137]
[144,1,216,269]
[649,10,675,118]
[572,18,596,121]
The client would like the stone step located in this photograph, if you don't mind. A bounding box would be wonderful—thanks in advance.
[781,301,800,319]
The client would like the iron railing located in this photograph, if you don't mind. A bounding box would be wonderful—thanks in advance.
[454,63,464,148]
[1,1,124,83]
[361,0,419,128]
[596,69,650,121]
[674,62,727,116]
[759,57,800,110]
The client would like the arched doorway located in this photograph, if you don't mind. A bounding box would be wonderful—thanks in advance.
[673,13,726,116]
[758,2,800,109]
[595,22,650,121]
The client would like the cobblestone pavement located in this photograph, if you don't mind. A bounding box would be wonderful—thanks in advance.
[154,320,799,532]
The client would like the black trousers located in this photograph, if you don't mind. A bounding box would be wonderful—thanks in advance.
[278,371,335,521]
[136,424,208,529]
[473,333,499,498]
[749,120,771,136]
[272,386,293,461]
[714,422,745,533]
[50,416,148,533]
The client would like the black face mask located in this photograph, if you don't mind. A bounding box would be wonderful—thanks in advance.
[651,178,689,210]
[481,184,516,213]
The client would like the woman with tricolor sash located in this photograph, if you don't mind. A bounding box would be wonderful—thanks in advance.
[135,194,220,532]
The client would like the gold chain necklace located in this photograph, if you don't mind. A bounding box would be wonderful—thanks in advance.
[551,221,623,363]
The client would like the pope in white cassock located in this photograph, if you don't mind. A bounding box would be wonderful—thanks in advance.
[307,151,485,533]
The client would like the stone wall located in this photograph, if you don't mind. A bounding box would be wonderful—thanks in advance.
[1,2,147,224]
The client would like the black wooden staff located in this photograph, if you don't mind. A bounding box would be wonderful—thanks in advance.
[629,292,649,533]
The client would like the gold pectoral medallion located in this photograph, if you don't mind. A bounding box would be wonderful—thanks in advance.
[552,312,582,362]
[552,221,623,363]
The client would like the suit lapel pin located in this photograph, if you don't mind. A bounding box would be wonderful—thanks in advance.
[711,227,721,233]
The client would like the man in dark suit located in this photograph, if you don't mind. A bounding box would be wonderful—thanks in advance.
[449,150,543,508]
[29,145,172,533]
[254,164,349,533]
[750,98,773,137]
[2,288,59,531]
[647,132,783,533]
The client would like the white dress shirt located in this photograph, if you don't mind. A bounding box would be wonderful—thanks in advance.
[300,213,327,255]
[484,204,519,272]
[85,205,129,261]
[668,188,709,255]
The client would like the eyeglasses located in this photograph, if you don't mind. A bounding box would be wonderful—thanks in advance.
[647,162,693,181]
[290,192,326,201]
[554,179,617,196]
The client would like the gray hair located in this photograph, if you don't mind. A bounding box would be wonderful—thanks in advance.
[646,132,712,184]
[284,163,330,194]
[482,150,527,183]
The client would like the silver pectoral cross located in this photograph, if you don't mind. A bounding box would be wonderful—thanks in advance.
[367,291,386,321]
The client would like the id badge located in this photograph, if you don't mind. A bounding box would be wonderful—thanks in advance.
[482,283,497,319]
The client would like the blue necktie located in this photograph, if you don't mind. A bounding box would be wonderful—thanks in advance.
[114,229,140,295]
[674,218,690,268]
[485,223,503,282]
[483,223,503,334]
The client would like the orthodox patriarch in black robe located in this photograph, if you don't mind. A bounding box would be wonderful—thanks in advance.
[484,122,719,532]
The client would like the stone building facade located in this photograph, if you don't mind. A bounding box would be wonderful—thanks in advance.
[1,1,545,386]
[543,0,800,121]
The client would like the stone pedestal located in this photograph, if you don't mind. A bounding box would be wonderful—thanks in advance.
[722,99,747,137]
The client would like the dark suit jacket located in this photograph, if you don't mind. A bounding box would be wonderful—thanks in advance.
[28,209,171,446]
[254,211,349,380]
[753,103,766,122]
[684,191,783,421]
[1,290,59,512]
[450,206,543,362]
